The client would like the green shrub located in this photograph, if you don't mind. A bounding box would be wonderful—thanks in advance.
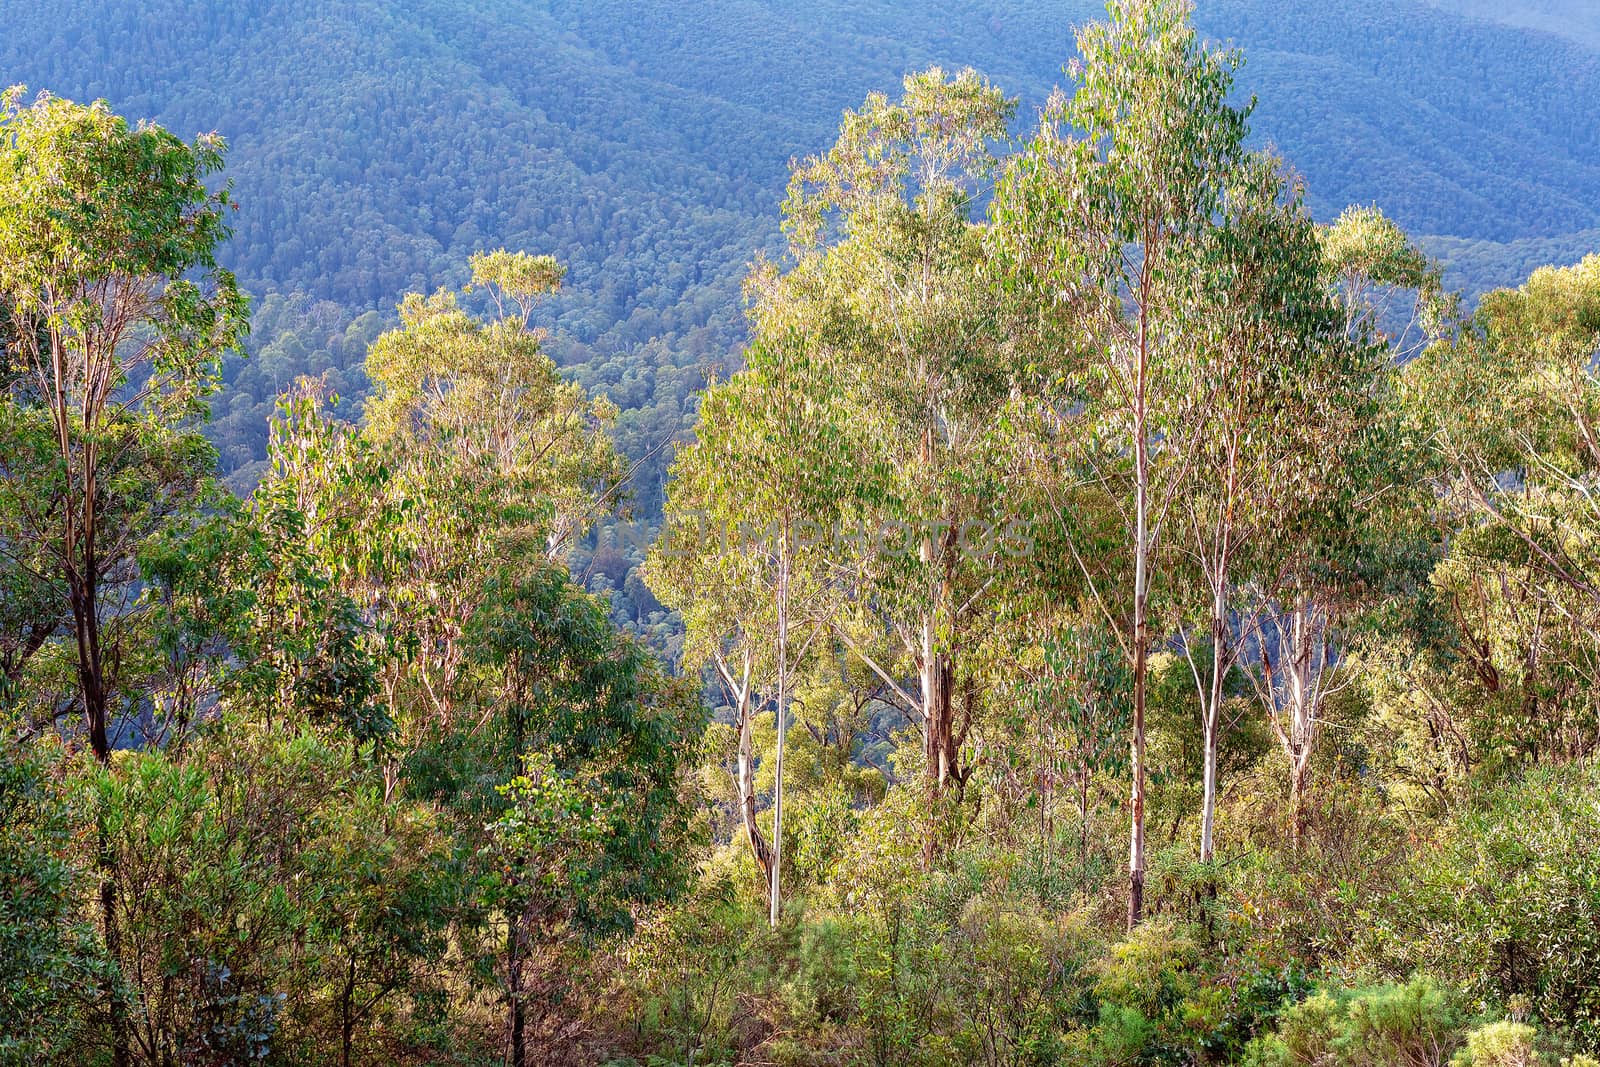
[1453,1021,1541,1067]
[787,914,860,1027]
[1095,921,1200,1021]
[1242,979,1463,1067]
[1193,967,1315,1065]
[1336,980,1464,1066]
[1243,990,1345,1067]
[790,782,860,889]
[610,870,763,1066]
[947,893,1071,1067]
[1360,765,1600,1048]
[0,735,98,1066]
[1084,920,1203,1065]
[85,728,462,1065]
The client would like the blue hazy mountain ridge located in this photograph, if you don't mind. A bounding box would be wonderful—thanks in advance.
[2,0,1597,503]
[7,0,1597,303]
[1425,0,1600,51]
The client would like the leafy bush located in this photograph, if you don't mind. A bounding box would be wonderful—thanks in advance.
[1453,1021,1541,1067]
[0,734,98,1065]
[1244,979,1464,1067]
[610,870,763,1066]
[88,728,462,1064]
[947,893,1072,1067]
[1360,765,1600,1048]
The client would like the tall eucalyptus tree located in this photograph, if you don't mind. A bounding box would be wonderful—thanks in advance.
[992,0,1254,926]
[648,332,854,923]
[1242,207,1440,846]
[0,87,246,761]
[761,67,1020,863]
[0,90,246,1067]
[1171,157,1359,864]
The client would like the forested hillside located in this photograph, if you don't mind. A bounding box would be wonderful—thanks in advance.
[8,2,1600,1064]
[1427,0,1600,50]
[4,0,1598,520]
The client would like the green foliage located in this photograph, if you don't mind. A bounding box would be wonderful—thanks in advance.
[8,0,1592,648]
[1359,764,1600,1048]
[7,2,1600,1064]
[1453,1021,1542,1067]
[611,871,762,1066]
[474,565,699,939]
[138,400,393,749]
[0,733,98,1065]
[89,727,460,1064]
[1243,980,1464,1067]
[0,87,245,422]
[0,85,247,750]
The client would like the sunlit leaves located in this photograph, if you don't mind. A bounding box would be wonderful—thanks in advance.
[0,86,247,421]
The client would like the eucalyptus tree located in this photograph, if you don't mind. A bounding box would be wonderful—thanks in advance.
[0,89,246,1067]
[1322,206,1446,361]
[356,251,624,737]
[1170,157,1359,863]
[476,567,697,1067]
[648,331,854,923]
[991,0,1255,925]
[365,250,620,562]
[1406,255,1600,582]
[0,87,246,761]
[1400,253,1600,780]
[1241,207,1440,845]
[194,384,394,747]
[762,66,1019,863]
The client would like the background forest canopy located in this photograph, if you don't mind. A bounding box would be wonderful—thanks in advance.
[8,1,1600,1066]
[4,0,1600,650]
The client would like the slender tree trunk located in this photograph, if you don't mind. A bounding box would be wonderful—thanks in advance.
[76,490,132,1067]
[1199,576,1228,864]
[1080,769,1091,863]
[919,628,954,868]
[507,914,525,1067]
[342,959,357,1067]
[769,517,790,928]
[733,659,774,890]
[69,570,112,761]
[1128,515,1149,928]
[1199,445,1241,867]
[1289,602,1315,851]
[1128,278,1152,931]
[1128,615,1148,930]
[506,701,528,1067]
[97,812,130,1067]
[57,330,114,763]
[918,498,961,867]
[1265,599,1325,852]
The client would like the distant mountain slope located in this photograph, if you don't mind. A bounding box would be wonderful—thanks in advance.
[1426,0,1600,51]
[3,0,1597,500]
[1425,229,1600,297]
[7,1,1597,307]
